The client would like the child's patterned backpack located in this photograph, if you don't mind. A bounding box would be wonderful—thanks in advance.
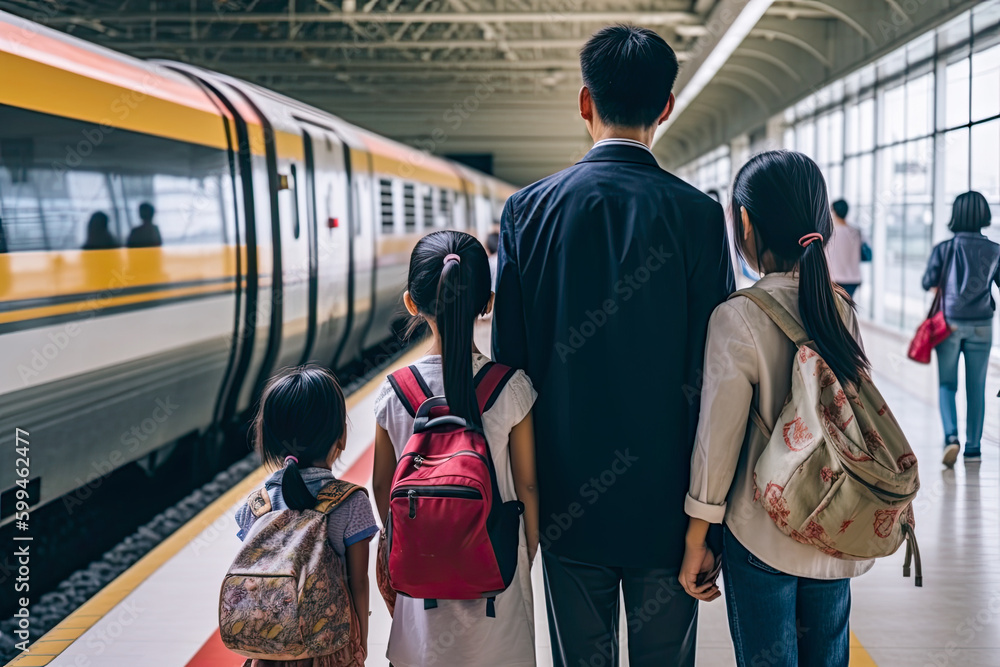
[732,288,923,585]
[219,480,366,663]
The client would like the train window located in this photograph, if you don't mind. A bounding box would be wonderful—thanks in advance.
[422,187,434,228]
[379,178,394,233]
[439,189,452,227]
[403,182,416,232]
[0,104,230,252]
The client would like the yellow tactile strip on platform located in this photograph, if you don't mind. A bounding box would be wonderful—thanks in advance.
[5,346,426,667]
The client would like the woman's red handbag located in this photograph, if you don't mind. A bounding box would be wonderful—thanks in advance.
[908,243,955,364]
[908,308,950,363]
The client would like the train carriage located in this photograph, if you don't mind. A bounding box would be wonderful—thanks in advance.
[0,9,516,520]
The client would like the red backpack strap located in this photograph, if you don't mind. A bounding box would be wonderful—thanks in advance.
[388,365,433,417]
[474,362,517,414]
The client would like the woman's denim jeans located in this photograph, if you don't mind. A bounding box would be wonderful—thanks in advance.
[722,527,851,667]
[936,320,993,454]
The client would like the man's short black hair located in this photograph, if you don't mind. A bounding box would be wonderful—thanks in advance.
[949,191,992,232]
[139,202,155,221]
[580,25,678,129]
[832,199,849,219]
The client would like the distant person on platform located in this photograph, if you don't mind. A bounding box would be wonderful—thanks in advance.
[825,199,863,298]
[492,25,734,667]
[127,202,163,248]
[923,191,1000,466]
[82,211,118,250]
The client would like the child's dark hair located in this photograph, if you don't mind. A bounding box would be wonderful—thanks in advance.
[731,150,870,387]
[253,365,347,510]
[406,230,492,427]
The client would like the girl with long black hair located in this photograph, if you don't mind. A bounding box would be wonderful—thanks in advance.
[680,151,873,667]
[371,230,539,667]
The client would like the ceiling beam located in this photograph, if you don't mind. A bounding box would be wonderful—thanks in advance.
[214,59,585,72]
[748,26,831,67]
[263,74,580,85]
[117,38,692,55]
[41,10,700,26]
[653,0,774,146]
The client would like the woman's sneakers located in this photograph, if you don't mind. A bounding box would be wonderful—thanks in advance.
[942,436,961,468]
[943,435,982,465]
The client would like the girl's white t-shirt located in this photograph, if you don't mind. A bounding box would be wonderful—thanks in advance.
[374,352,537,667]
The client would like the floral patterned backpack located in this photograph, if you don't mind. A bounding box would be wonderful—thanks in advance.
[219,480,366,663]
[733,288,923,585]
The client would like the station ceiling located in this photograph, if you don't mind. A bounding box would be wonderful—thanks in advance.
[2,0,981,186]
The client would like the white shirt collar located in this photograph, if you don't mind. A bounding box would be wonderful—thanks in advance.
[591,137,654,154]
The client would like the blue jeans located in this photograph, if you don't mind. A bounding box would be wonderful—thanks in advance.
[722,527,851,667]
[935,320,993,453]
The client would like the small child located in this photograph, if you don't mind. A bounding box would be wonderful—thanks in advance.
[372,230,539,667]
[234,366,377,667]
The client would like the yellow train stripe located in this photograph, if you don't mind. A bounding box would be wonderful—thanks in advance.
[0,281,236,325]
[377,234,422,256]
[494,182,518,200]
[0,246,246,303]
[1,52,229,151]
[274,129,306,161]
[369,151,464,191]
[0,18,218,114]
[3,344,428,667]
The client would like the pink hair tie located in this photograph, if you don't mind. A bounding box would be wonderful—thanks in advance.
[284,455,299,466]
[443,253,461,265]
[799,232,823,248]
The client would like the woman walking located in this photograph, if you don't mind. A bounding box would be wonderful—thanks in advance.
[923,191,1000,466]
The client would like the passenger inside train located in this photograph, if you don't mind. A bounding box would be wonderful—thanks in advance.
[126,202,163,248]
[81,211,118,250]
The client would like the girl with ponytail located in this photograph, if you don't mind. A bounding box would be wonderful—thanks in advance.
[371,230,539,667]
[681,151,872,667]
[234,365,378,664]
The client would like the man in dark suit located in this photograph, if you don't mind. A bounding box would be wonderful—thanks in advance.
[492,25,734,667]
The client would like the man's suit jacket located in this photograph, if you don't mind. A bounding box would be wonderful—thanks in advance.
[492,142,734,569]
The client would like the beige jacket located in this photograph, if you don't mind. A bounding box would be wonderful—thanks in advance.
[686,272,875,579]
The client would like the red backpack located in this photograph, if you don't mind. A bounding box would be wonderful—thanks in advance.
[386,361,523,616]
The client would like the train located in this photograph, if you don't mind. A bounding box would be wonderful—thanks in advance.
[0,10,516,522]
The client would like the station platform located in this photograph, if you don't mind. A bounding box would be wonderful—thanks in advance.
[7,324,999,667]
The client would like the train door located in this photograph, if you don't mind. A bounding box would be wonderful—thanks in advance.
[167,69,275,425]
[300,126,350,366]
[270,128,311,370]
[334,150,376,367]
